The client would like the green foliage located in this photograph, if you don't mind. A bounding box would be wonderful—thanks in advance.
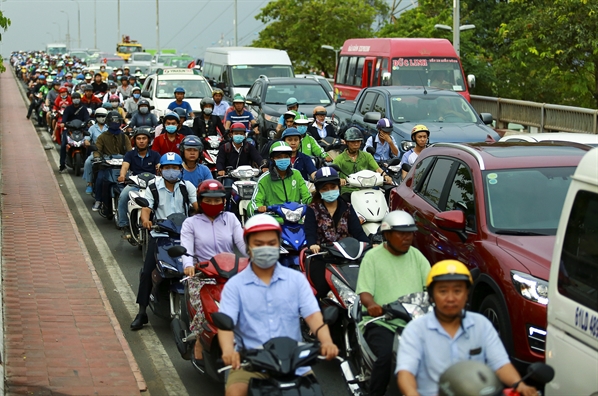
[0,10,11,73]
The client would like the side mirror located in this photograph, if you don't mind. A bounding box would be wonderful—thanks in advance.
[479,113,493,125]
[222,87,230,95]
[335,97,346,104]
[167,245,187,258]
[382,71,391,86]
[328,164,341,173]
[388,157,401,166]
[141,90,150,98]
[366,146,376,156]
[526,363,555,385]
[134,196,150,208]
[363,111,382,124]
[435,210,466,231]
[246,97,260,107]
[149,106,155,111]
[467,74,476,89]
[211,312,235,331]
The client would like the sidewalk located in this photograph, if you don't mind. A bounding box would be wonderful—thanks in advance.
[0,72,145,394]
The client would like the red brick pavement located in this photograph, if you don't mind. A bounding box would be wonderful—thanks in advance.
[0,71,145,394]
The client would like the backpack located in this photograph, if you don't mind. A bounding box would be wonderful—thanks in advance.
[147,179,190,216]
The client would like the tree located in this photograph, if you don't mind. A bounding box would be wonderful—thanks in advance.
[252,0,389,77]
[0,10,10,73]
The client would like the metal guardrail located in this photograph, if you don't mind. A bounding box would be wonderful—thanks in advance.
[471,95,598,134]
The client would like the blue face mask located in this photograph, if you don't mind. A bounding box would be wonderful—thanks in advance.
[275,158,291,171]
[161,169,182,182]
[297,125,308,134]
[133,93,140,99]
[108,122,122,132]
[321,189,340,203]
[165,125,178,134]
[232,134,245,144]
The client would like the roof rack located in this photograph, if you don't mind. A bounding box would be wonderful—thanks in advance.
[431,142,486,170]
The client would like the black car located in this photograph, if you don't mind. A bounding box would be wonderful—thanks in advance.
[245,76,336,139]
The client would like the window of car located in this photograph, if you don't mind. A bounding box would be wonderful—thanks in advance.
[155,79,212,99]
[412,156,435,188]
[346,57,358,86]
[418,158,455,208]
[264,83,331,105]
[373,94,387,117]
[557,190,598,312]
[247,82,261,102]
[359,92,377,115]
[337,56,349,85]
[446,164,476,231]
[355,57,365,87]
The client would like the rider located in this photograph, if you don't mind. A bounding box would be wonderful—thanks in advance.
[167,87,194,118]
[26,74,46,119]
[81,84,103,111]
[294,114,331,162]
[98,65,109,81]
[180,179,245,371]
[307,106,337,140]
[275,97,300,134]
[117,76,133,99]
[248,141,312,217]
[103,82,124,104]
[123,86,142,116]
[218,214,338,396]
[116,128,162,236]
[58,92,90,173]
[128,99,159,129]
[364,118,399,162]
[45,79,61,128]
[91,72,107,94]
[109,94,127,119]
[216,122,267,176]
[130,152,199,331]
[172,107,194,136]
[211,87,230,118]
[179,135,213,188]
[355,210,431,396]
[83,107,109,194]
[224,94,258,135]
[396,260,538,396]
[305,167,369,298]
[399,124,429,179]
[151,111,185,156]
[280,127,316,181]
[191,97,225,139]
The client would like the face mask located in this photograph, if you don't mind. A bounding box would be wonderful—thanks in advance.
[203,107,213,115]
[250,246,280,269]
[109,121,121,130]
[165,125,178,134]
[61,94,67,99]
[297,125,308,134]
[111,102,119,108]
[110,88,116,93]
[200,202,224,217]
[162,169,182,182]
[321,189,340,203]
[232,134,245,144]
[96,116,106,124]
[139,107,148,114]
[275,158,291,171]
[72,98,81,105]
[133,93,140,99]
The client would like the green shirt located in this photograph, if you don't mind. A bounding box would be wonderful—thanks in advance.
[333,150,380,194]
[355,244,431,332]
[300,135,327,158]
[248,168,312,219]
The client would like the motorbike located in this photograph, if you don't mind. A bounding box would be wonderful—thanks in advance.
[64,119,90,176]
[266,202,308,268]
[202,135,222,176]
[227,165,260,226]
[125,172,157,251]
[345,169,389,242]
[167,246,250,382]
[212,306,340,395]
[31,92,46,127]
[95,154,124,227]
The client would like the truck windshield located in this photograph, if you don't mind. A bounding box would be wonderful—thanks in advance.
[265,84,331,105]
[231,65,294,87]
[391,58,465,92]
[133,54,152,62]
[118,46,142,54]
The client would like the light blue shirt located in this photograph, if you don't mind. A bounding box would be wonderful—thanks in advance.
[213,100,230,117]
[143,177,197,220]
[167,100,193,116]
[85,123,107,143]
[219,263,320,375]
[364,133,398,161]
[396,311,510,396]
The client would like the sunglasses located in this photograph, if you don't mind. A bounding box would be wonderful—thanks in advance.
[315,112,327,116]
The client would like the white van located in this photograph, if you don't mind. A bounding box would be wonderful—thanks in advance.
[545,148,598,396]
[202,47,294,101]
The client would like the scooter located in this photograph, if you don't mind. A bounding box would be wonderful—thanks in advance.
[202,135,221,176]
[167,246,250,382]
[64,119,89,177]
[227,165,260,226]
[346,169,389,242]
[95,154,124,227]
[125,172,157,250]
[267,202,308,268]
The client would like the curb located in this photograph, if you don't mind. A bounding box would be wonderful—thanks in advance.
[0,68,6,396]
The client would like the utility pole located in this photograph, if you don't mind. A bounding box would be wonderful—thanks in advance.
[156,0,160,54]
[234,0,238,46]
[72,0,81,48]
[117,0,121,43]
[94,0,97,48]
[453,0,460,56]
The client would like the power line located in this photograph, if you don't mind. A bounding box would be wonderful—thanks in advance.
[219,0,267,44]
[162,1,211,47]
[181,3,232,50]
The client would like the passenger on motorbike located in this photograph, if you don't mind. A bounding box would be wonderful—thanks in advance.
[307,106,337,140]
[399,124,429,179]
[167,87,194,118]
[45,79,61,128]
[275,97,300,134]
[180,179,246,371]
[123,86,142,115]
[355,210,431,396]
[211,88,230,118]
[127,99,159,130]
[117,76,133,99]
[115,128,161,236]
[305,167,369,298]
[26,74,46,119]
[59,92,90,173]
[294,113,332,162]
[396,260,538,396]
[172,107,193,136]
[248,142,312,217]
[103,82,124,104]
[131,152,198,331]
[364,118,399,162]
[91,72,107,94]
[218,214,338,396]
[152,111,185,156]
[83,107,109,194]
[109,94,127,119]
[179,135,213,188]
[81,84,102,111]
[224,94,258,134]
[280,127,316,181]
[192,97,225,139]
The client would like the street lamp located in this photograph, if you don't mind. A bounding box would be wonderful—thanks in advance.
[321,45,341,75]
[434,23,475,56]
[60,10,71,48]
[71,0,81,48]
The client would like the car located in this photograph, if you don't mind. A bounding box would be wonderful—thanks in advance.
[88,53,126,70]
[295,74,334,99]
[141,68,212,117]
[245,76,336,137]
[499,132,598,147]
[389,141,591,368]
[163,56,195,69]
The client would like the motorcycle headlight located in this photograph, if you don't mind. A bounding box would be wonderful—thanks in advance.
[268,130,277,140]
[138,179,147,188]
[281,207,303,223]
[237,169,254,178]
[329,275,357,308]
[511,271,548,305]
[401,141,416,152]
[357,175,377,188]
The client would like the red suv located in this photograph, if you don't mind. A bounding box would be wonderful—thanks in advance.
[389,142,589,366]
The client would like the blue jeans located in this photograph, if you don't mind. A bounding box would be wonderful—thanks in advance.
[83,155,94,182]
[118,185,139,228]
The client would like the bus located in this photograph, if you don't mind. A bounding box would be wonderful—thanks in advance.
[333,38,474,101]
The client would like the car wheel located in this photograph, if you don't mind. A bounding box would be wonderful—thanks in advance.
[479,294,513,353]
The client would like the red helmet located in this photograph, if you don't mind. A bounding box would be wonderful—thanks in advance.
[109,94,120,101]
[197,180,226,198]
[243,214,281,241]
[230,122,246,132]
[58,87,68,94]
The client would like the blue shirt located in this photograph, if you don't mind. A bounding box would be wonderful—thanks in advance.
[167,100,193,116]
[143,177,198,220]
[225,109,254,128]
[213,100,230,117]
[364,133,398,161]
[396,311,510,396]
[123,149,161,175]
[182,164,213,187]
[86,123,107,143]
[219,263,320,375]
[291,152,316,181]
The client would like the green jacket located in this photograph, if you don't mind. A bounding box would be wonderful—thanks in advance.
[249,166,312,218]
[300,135,327,158]
[333,150,380,194]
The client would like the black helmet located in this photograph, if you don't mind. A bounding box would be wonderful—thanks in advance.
[438,361,503,396]
[84,84,93,91]
[200,97,215,108]
[314,167,340,191]
[108,81,117,88]
[179,135,204,157]
[71,92,82,99]
[138,99,150,108]
[106,110,123,125]
[133,128,151,142]
[344,127,363,142]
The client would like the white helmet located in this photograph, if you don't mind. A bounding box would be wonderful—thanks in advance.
[94,107,108,116]
[244,214,281,242]
[379,210,417,232]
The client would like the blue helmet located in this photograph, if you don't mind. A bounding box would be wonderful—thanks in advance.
[286,97,298,107]
[76,73,85,80]
[179,135,204,157]
[172,107,187,119]
[159,152,183,167]
[281,127,302,139]
[163,111,180,123]
[174,87,185,93]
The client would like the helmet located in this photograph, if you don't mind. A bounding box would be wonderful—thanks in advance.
[163,111,180,123]
[106,110,123,125]
[102,102,113,109]
[212,88,224,97]
[179,135,204,157]
[281,127,302,139]
[75,74,84,80]
[230,122,246,132]
[83,84,93,91]
[108,82,117,88]
[38,75,46,80]
[200,97,215,109]
[426,260,473,288]
[411,124,430,141]
[72,92,82,99]
[172,107,187,119]
[174,86,185,93]
[314,167,340,191]
[197,180,226,198]
[313,106,327,116]
[377,118,393,133]
[294,114,310,125]
[282,110,298,120]
[133,128,151,142]
[58,87,68,94]
[269,141,293,157]
[286,97,298,108]
[109,94,120,102]
[94,107,108,116]
[84,73,92,79]
[232,93,245,103]
[66,72,73,78]
[380,210,418,233]
[344,127,363,142]
[132,86,141,92]
[123,66,130,70]
[159,152,183,167]
[244,214,282,242]
[137,99,150,108]
[438,361,503,396]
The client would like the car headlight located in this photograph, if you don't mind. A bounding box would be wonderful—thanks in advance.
[511,271,549,305]
[329,275,357,308]
[401,141,416,152]
[263,113,277,122]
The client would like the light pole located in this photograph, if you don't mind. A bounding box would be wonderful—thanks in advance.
[434,23,475,56]
[47,31,56,42]
[60,10,71,48]
[94,0,97,48]
[71,0,81,48]
[117,0,120,43]
[156,0,160,54]
[53,22,62,44]
[321,45,341,74]
[234,0,238,46]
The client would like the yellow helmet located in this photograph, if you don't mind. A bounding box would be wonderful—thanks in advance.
[411,124,430,141]
[426,260,473,288]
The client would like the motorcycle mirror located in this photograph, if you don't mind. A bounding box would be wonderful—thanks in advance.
[141,91,150,98]
[366,146,376,156]
[388,157,401,166]
[134,196,150,208]
[211,312,235,331]
[167,245,187,258]
[525,363,555,385]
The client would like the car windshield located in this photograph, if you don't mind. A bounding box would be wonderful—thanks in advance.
[390,94,477,123]
[157,55,175,63]
[166,58,194,68]
[265,83,331,105]
[391,57,466,92]
[484,167,576,235]
[106,59,125,68]
[155,79,211,99]
[47,47,66,56]
[133,54,152,62]
[118,45,142,54]
[231,65,294,87]
[132,65,151,74]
